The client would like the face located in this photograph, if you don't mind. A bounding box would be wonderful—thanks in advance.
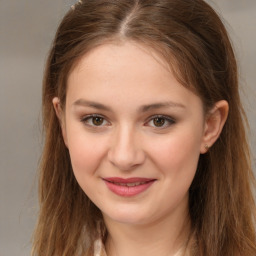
[57,41,209,226]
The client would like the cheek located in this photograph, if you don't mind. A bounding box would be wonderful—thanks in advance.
[147,128,202,175]
[66,128,108,176]
[147,129,202,211]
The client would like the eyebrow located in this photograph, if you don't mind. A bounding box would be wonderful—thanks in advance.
[72,99,186,112]
[73,99,112,111]
[139,102,186,112]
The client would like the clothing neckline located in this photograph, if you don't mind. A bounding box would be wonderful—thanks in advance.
[92,238,187,256]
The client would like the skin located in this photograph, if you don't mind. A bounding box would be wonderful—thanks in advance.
[53,41,228,256]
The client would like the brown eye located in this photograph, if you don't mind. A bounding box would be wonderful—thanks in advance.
[92,116,104,126]
[146,115,175,129]
[81,115,109,127]
[153,117,166,127]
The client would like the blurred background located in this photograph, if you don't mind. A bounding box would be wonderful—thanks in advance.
[0,0,255,255]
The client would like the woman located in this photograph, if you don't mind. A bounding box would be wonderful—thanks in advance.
[32,0,256,255]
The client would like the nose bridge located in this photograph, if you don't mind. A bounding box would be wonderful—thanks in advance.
[108,123,144,170]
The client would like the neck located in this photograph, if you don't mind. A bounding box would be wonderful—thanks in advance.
[103,207,191,256]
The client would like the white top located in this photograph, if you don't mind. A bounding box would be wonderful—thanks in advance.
[93,239,186,256]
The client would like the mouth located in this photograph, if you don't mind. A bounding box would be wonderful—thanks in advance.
[108,181,149,187]
[102,177,156,197]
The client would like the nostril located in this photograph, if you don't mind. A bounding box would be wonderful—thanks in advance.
[107,146,145,171]
[107,128,146,170]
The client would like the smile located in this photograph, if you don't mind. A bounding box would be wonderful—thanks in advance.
[109,181,148,187]
[103,177,156,197]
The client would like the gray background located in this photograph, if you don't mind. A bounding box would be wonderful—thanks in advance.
[0,1,255,256]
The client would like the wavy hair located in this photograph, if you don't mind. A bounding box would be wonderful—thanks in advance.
[32,0,256,255]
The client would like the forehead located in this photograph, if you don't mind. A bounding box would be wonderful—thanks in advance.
[66,40,202,113]
[68,40,172,81]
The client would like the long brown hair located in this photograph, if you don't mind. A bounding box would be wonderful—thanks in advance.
[32,0,256,255]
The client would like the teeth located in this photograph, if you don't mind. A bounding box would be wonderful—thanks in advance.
[111,181,147,187]
[127,182,145,187]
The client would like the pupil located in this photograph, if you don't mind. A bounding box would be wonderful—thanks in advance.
[93,117,103,126]
[153,117,165,127]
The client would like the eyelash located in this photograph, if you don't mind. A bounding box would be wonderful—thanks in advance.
[80,114,176,129]
[80,114,110,127]
[145,115,176,129]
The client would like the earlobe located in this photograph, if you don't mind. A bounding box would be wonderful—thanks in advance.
[200,100,229,154]
[52,97,69,147]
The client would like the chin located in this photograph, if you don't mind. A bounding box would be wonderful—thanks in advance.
[103,207,155,226]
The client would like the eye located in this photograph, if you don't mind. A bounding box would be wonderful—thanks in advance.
[81,114,110,127]
[146,115,175,128]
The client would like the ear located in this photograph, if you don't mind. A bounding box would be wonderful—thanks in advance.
[200,100,229,154]
[52,97,69,147]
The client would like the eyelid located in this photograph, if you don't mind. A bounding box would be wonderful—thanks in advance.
[80,114,111,127]
[80,113,175,129]
[145,114,176,128]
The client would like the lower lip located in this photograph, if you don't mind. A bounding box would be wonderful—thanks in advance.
[104,180,155,197]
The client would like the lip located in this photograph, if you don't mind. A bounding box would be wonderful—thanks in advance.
[103,177,156,197]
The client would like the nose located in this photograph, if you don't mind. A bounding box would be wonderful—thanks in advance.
[107,125,146,171]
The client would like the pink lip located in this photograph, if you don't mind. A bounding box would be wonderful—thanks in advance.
[103,177,156,197]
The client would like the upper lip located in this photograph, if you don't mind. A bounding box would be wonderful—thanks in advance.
[103,177,156,183]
